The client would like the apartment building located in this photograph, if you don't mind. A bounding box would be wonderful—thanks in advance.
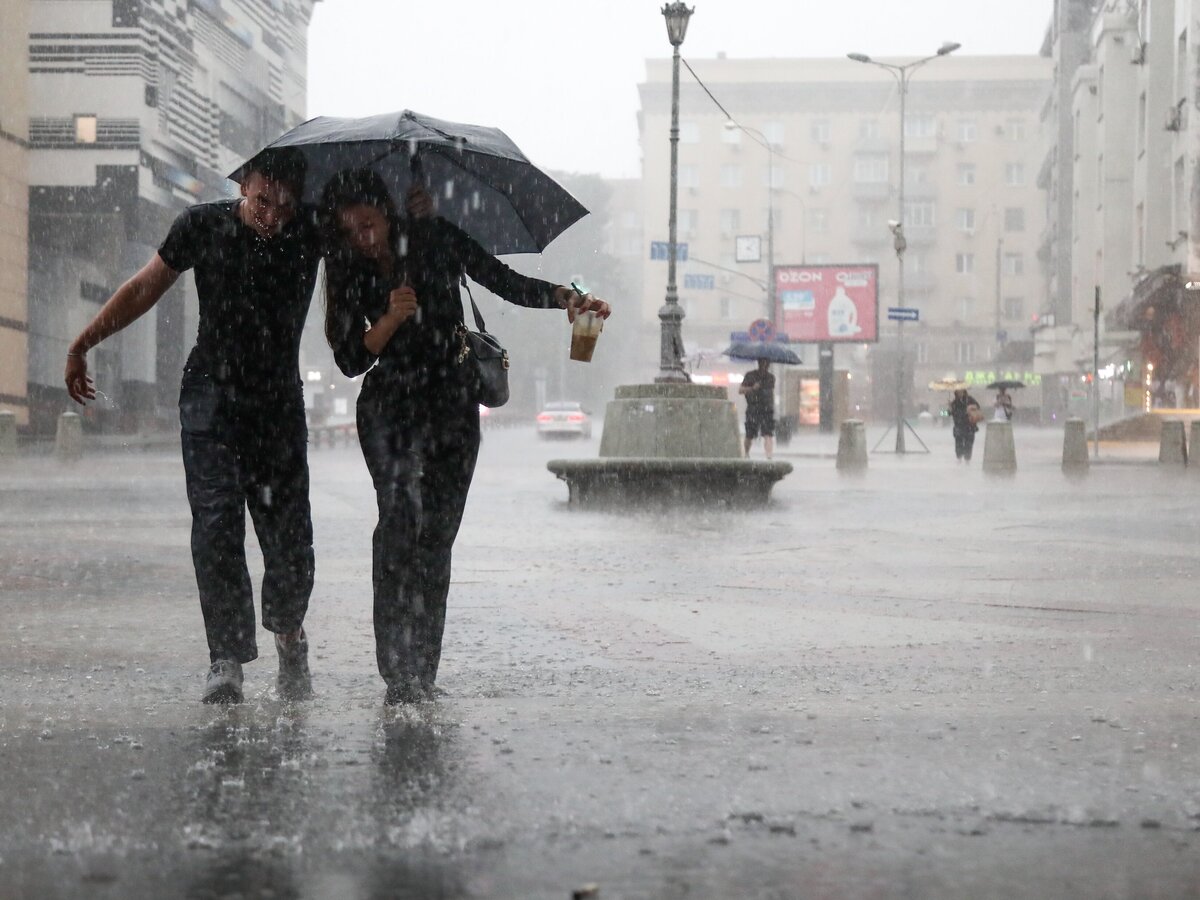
[637,54,1051,418]
[23,0,320,433]
[0,1,30,427]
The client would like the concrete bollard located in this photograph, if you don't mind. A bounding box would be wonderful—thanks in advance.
[1189,422,1200,472]
[1158,419,1187,465]
[0,410,16,456]
[982,420,1017,475]
[55,411,83,463]
[1062,418,1089,473]
[835,419,868,472]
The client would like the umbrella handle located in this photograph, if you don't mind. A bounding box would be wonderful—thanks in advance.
[409,153,425,188]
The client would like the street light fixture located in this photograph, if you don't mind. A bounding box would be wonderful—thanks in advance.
[848,41,960,452]
[656,1,695,383]
[724,120,777,323]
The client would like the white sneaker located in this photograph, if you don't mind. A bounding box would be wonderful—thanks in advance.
[202,659,244,704]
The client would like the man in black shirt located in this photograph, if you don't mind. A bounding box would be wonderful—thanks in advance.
[739,358,776,459]
[65,150,320,704]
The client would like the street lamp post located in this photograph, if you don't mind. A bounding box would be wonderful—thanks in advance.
[848,42,960,453]
[657,2,694,384]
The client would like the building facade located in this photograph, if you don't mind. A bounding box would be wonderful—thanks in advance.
[1,0,31,427]
[637,54,1052,419]
[24,0,319,434]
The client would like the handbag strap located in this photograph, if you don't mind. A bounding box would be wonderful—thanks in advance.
[459,275,489,334]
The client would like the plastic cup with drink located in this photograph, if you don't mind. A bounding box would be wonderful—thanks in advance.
[569,282,603,363]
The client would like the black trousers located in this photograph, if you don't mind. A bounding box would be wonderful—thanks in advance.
[356,382,480,689]
[953,427,976,460]
[180,378,314,664]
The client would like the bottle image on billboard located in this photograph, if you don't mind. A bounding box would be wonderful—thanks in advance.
[827,286,861,337]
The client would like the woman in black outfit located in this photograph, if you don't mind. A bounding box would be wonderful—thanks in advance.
[948,387,981,462]
[321,169,609,704]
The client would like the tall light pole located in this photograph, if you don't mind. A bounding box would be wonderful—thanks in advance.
[657,2,694,384]
[848,42,960,452]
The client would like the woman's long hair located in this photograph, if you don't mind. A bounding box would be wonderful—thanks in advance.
[319,168,406,348]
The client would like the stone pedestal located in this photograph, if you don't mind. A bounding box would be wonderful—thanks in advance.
[1158,420,1187,466]
[1061,418,1089,474]
[55,412,83,463]
[982,421,1017,475]
[835,419,868,472]
[549,382,792,507]
[0,411,16,457]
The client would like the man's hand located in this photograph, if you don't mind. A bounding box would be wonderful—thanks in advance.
[387,286,419,325]
[65,354,96,405]
[554,286,612,323]
[406,185,434,219]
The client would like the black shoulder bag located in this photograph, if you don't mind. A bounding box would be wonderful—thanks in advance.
[455,277,510,408]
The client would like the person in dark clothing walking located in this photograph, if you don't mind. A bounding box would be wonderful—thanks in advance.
[948,387,982,462]
[64,150,320,704]
[321,168,610,705]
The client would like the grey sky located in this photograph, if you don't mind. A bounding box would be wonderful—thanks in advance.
[308,0,1052,178]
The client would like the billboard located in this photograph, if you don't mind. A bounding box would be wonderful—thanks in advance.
[774,263,879,344]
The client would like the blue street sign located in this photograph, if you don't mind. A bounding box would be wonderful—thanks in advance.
[683,273,715,290]
[887,307,920,322]
[650,241,688,261]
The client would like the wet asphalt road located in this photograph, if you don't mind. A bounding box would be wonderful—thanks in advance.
[1,424,1199,899]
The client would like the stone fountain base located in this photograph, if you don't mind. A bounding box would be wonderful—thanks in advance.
[548,382,792,508]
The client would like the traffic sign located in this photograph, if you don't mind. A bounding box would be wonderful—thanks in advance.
[650,241,688,261]
[887,307,920,322]
[747,318,776,341]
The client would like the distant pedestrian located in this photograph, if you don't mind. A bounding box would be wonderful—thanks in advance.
[739,358,776,459]
[64,149,320,704]
[948,388,981,462]
[994,387,1014,422]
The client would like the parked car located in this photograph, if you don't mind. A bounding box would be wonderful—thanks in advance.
[536,401,593,439]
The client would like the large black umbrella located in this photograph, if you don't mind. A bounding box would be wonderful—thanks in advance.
[723,342,802,365]
[228,110,589,256]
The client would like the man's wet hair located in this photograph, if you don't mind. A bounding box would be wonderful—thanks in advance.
[246,148,307,197]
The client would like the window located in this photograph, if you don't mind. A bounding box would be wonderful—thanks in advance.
[680,121,700,143]
[904,201,935,228]
[809,208,829,234]
[958,296,974,320]
[956,208,976,232]
[679,209,699,234]
[1005,163,1026,186]
[811,119,831,143]
[956,253,975,274]
[720,297,735,319]
[909,251,928,274]
[955,341,975,364]
[764,121,785,146]
[1003,297,1025,320]
[719,208,741,234]
[679,165,699,188]
[719,164,742,188]
[916,342,930,364]
[958,164,977,186]
[957,120,977,142]
[857,206,880,228]
[1005,118,1026,141]
[1003,252,1024,276]
[1137,92,1147,157]
[809,163,831,187]
[904,115,936,138]
[766,207,782,231]
[74,114,98,143]
[1004,208,1025,232]
[853,154,889,183]
[762,164,785,189]
[859,119,880,140]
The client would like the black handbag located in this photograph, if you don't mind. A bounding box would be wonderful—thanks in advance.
[456,278,510,408]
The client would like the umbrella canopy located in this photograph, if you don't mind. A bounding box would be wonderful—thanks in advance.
[929,377,967,391]
[723,342,802,365]
[986,379,1026,390]
[228,110,589,256]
